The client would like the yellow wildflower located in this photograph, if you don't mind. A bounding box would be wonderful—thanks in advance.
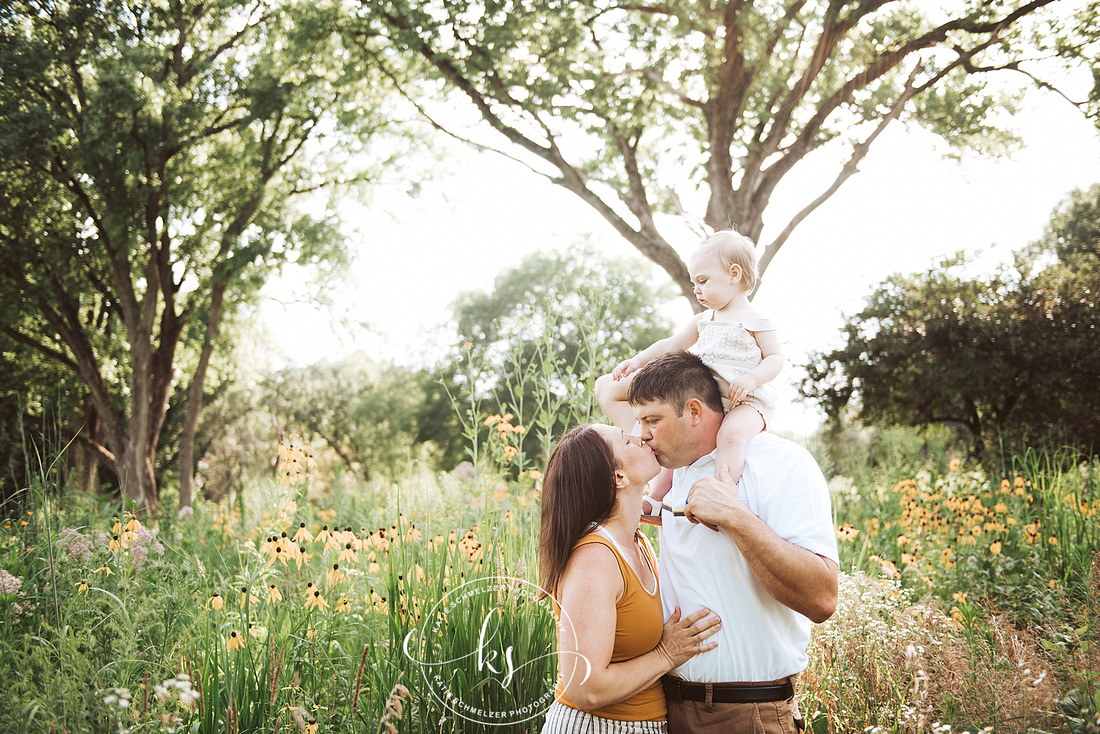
[240,587,259,608]
[270,545,289,566]
[123,513,142,534]
[227,631,244,651]
[323,533,341,554]
[306,590,328,610]
[268,584,283,603]
[77,579,89,595]
[295,549,313,570]
[503,446,518,458]
[306,628,319,639]
[207,592,223,610]
[328,564,345,587]
[949,459,961,471]
[990,541,1002,555]
[338,543,359,564]
[953,591,968,604]
[292,523,314,544]
[941,548,955,569]
[335,596,351,613]
[94,563,114,577]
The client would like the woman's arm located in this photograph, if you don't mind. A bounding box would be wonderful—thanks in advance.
[556,543,721,711]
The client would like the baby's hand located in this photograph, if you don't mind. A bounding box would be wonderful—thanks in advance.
[612,358,639,381]
[728,375,758,404]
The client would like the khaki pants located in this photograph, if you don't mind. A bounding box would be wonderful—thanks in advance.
[663,678,801,734]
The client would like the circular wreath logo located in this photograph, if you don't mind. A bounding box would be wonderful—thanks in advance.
[403,576,562,726]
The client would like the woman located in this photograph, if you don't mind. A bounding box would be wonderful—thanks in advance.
[539,423,722,733]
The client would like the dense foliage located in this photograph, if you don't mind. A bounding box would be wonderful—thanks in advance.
[800,187,1100,457]
[0,0,389,513]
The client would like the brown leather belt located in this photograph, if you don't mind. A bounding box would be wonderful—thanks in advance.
[663,677,794,704]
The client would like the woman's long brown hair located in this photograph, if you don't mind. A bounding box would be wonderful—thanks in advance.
[538,424,619,598]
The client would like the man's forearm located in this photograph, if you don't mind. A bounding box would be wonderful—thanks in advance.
[718,507,838,623]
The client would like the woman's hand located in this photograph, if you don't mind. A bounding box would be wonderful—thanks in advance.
[654,606,721,670]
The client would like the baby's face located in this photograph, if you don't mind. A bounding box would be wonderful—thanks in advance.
[688,252,741,310]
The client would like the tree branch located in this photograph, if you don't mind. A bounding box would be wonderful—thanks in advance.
[756,64,922,289]
[613,68,705,109]
[0,325,78,371]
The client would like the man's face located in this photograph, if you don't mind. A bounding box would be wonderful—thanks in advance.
[631,399,697,470]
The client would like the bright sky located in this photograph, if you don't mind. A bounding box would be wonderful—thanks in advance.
[262,87,1100,436]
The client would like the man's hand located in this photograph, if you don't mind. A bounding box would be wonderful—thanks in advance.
[685,464,744,531]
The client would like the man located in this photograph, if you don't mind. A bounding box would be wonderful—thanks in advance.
[619,350,838,732]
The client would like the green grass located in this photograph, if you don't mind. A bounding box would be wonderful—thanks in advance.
[2,426,1099,732]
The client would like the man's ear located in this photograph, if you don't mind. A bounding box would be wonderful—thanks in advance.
[684,398,705,425]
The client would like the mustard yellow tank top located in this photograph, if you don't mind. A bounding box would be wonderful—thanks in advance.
[554,529,666,721]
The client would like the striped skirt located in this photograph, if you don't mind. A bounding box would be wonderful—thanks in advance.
[541,702,667,734]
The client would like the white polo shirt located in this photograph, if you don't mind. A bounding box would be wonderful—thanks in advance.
[658,432,838,683]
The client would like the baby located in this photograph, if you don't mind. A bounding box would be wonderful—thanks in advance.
[596,229,783,513]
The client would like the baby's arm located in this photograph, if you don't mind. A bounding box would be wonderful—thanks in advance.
[726,329,784,404]
[612,314,703,381]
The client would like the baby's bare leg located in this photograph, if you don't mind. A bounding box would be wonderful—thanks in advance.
[715,404,766,485]
[594,372,636,431]
[640,466,674,524]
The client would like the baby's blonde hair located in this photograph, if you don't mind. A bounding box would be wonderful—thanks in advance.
[697,230,759,293]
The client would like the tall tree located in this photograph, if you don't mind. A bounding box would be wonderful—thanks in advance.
[357,0,1083,306]
[0,0,385,513]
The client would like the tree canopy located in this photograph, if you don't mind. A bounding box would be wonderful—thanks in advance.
[356,0,1092,306]
[800,186,1100,456]
[0,0,389,513]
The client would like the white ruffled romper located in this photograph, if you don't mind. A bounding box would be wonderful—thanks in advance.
[690,310,777,428]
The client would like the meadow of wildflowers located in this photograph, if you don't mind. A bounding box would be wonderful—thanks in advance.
[2,339,1099,732]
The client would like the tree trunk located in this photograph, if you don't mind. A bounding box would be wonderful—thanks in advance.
[178,282,226,514]
[73,400,101,495]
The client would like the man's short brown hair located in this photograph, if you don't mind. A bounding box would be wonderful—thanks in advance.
[626,351,724,415]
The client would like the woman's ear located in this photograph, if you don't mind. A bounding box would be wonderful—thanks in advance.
[614,470,628,489]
